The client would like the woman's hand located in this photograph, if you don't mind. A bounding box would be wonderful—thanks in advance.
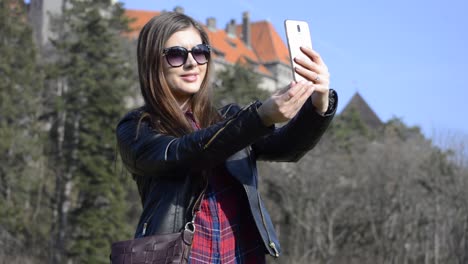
[257,81,315,127]
[294,47,330,114]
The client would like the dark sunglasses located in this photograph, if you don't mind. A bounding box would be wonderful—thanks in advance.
[162,44,211,67]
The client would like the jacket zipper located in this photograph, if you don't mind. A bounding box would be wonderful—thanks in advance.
[248,148,279,257]
[257,191,279,257]
[203,118,235,149]
[141,199,162,236]
[203,102,256,150]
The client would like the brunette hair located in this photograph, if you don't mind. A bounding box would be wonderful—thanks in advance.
[137,12,219,136]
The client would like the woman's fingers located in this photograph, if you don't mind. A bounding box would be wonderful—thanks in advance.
[294,66,324,84]
[291,82,315,114]
[300,46,324,65]
[293,47,330,87]
[262,48,331,121]
[278,81,305,102]
[294,56,320,73]
[258,81,317,126]
[283,82,314,114]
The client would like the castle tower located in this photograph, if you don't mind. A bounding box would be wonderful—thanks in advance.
[28,0,64,48]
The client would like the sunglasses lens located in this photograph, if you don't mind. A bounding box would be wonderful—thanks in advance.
[164,45,210,67]
[166,48,187,67]
[192,45,210,65]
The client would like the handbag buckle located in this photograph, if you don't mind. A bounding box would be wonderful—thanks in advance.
[184,221,195,233]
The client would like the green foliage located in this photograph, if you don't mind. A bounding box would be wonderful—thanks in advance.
[383,117,424,141]
[0,0,47,256]
[214,62,270,106]
[47,0,135,262]
[326,108,374,152]
[333,108,370,137]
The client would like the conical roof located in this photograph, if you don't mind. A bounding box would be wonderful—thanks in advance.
[341,92,383,129]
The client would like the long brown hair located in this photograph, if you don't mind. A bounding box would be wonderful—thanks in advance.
[137,12,220,136]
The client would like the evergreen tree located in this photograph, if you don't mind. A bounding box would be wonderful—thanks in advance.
[326,108,373,152]
[214,62,270,106]
[383,117,424,142]
[47,0,135,262]
[0,0,47,259]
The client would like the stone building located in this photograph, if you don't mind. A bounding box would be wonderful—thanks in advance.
[124,7,293,92]
[25,1,382,126]
[27,2,292,91]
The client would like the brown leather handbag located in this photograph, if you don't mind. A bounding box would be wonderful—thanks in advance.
[110,190,205,264]
[110,222,195,264]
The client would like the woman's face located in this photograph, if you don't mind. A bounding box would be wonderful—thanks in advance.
[162,27,208,106]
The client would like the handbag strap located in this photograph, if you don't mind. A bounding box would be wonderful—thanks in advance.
[184,182,207,233]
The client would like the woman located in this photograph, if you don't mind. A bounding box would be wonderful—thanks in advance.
[116,12,337,263]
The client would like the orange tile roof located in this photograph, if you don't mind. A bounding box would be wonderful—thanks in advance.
[205,27,271,76]
[206,28,256,64]
[124,9,160,39]
[248,21,291,65]
[124,9,281,76]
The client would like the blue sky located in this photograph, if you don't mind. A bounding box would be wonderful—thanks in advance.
[122,0,467,140]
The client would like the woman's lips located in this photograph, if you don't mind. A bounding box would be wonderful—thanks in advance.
[180,74,198,82]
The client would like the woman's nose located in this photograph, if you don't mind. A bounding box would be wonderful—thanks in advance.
[184,52,197,67]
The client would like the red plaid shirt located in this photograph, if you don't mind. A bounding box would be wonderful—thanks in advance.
[186,112,266,264]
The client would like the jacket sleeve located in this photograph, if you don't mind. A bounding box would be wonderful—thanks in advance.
[252,89,338,162]
[116,102,273,177]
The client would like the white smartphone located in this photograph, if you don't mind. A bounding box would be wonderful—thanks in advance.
[284,19,313,82]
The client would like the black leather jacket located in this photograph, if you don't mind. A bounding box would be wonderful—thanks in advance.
[116,90,337,257]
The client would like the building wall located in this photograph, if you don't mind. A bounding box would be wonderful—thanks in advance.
[29,2,291,97]
[28,0,63,48]
[264,62,293,90]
